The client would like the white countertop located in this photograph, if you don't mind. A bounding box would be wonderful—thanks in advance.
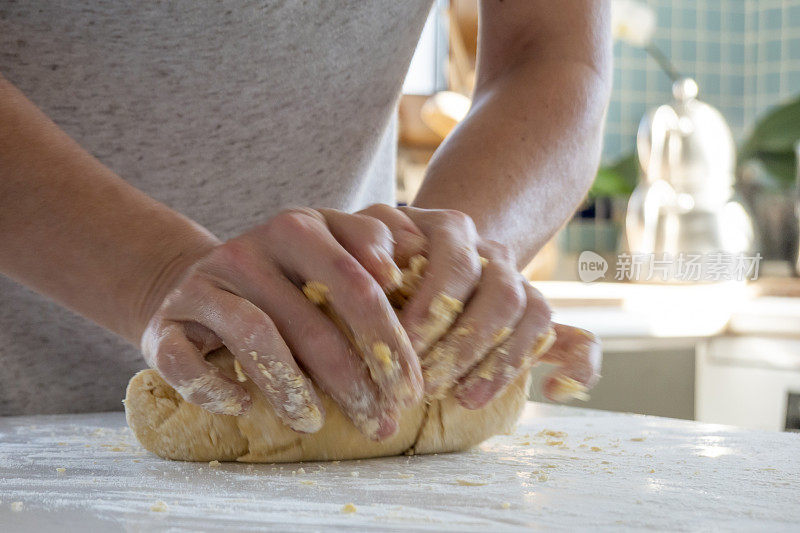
[536,281,800,345]
[2,404,798,531]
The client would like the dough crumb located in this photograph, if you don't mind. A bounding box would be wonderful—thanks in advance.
[300,480,316,485]
[56,467,66,474]
[550,375,590,402]
[350,471,359,477]
[297,467,306,474]
[209,460,221,467]
[501,502,511,509]
[537,473,549,482]
[150,501,168,512]
[630,437,646,442]
[303,281,330,305]
[590,446,602,452]
[233,360,247,382]
[397,473,414,479]
[546,440,564,446]
[414,292,464,350]
[493,327,513,345]
[456,479,487,486]
[537,430,568,439]
[341,503,357,514]
[649,469,656,474]
[11,501,24,512]
[371,341,396,372]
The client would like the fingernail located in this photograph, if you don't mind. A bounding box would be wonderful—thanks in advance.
[375,412,399,440]
[549,375,590,403]
[456,378,494,410]
[286,401,324,433]
[531,327,557,359]
[356,409,398,441]
[372,248,403,291]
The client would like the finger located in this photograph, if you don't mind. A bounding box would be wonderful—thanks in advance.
[141,317,251,416]
[162,281,325,433]
[420,245,528,400]
[454,281,555,409]
[397,207,482,354]
[203,253,400,440]
[317,209,402,291]
[357,203,428,266]
[261,210,423,408]
[538,324,602,403]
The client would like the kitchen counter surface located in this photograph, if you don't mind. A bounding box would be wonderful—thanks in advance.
[536,281,800,346]
[2,403,798,531]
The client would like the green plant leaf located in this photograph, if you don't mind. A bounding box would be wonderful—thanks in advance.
[738,94,800,190]
[751,151,797,186]
[740,94,800,160]
[590,151,639,198]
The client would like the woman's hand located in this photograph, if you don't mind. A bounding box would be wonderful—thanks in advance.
[141,208,423,440]
[357,204,601,409]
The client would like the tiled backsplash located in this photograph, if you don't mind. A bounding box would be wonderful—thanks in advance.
[604,0,800,162]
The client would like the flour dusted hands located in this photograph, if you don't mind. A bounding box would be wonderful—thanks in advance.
[141,204,600,443]
[141,208,423,440]
[358,205,602,408]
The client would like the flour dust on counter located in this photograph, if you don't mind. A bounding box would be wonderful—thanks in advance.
[1,404,799,531]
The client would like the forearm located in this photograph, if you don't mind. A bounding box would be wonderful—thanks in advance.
[413,58,610,268]
[0,76,218,343]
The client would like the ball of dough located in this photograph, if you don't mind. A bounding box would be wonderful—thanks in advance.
[124,348,528,462]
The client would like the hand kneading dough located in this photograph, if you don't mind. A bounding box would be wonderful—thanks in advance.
[125,348,528,462]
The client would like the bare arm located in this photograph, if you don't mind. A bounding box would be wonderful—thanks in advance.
[0,76,423,435]
[0,75,218,344]
[412,0,612,268]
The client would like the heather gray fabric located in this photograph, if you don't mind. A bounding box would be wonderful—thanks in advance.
[0,0,432,415]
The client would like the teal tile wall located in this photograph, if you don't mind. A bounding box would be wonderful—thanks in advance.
[604,0,800,162]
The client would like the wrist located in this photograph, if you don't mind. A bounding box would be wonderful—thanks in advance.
[127,230,219,346]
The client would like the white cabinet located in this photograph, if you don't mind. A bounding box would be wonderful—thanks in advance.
[696,336,800,431]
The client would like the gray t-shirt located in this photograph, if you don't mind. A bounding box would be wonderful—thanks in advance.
[0,0,432,415]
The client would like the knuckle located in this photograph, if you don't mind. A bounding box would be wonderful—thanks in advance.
[496,278,526,313]
[267,209,321,240]
[448,245,482,281]
[483,239,515,264]
[353,213,392,244]
[360,202,393,217]
[211,240,254,270]
[525,284,552,319]
[333,256,382,299]
[439,209,477,234]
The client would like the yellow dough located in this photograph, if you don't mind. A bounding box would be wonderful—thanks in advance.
[124,348,528,462]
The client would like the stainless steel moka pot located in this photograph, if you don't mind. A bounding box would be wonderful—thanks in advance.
[626,78,753,261]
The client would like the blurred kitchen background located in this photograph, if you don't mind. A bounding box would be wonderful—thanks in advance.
[399,0,800,431]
